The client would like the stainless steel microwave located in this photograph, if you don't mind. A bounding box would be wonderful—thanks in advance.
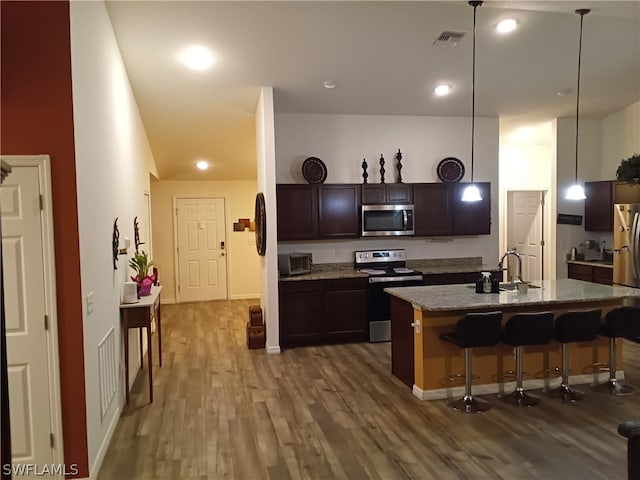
[361,204,415,236]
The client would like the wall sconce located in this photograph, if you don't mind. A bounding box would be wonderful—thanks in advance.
[112,217,130,270]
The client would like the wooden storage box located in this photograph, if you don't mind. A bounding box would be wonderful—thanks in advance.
[249,305,263,326]
[247,323,265,349]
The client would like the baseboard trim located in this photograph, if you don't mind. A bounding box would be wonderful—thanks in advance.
[161,297,176,305]
[89,404,122,479]
[266,345,281,354]
[229,293,261,300]
[412,371,623,401]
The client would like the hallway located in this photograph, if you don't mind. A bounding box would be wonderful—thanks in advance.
[98,299,639,479]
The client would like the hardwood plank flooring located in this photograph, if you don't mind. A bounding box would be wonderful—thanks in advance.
[98,300,640,480]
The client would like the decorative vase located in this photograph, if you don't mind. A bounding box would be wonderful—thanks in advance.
[131,275,154,296]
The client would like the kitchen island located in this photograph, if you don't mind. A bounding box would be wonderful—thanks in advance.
[385,279,640,399]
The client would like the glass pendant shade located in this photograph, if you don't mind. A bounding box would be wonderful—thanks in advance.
[566,184,586,200]
[461,184,482,202]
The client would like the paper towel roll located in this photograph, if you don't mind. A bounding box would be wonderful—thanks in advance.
[122,282,138,304]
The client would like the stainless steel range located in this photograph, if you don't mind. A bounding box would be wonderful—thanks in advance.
[355,249,424,342]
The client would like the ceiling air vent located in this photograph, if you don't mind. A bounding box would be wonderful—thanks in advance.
[433,31,466,47]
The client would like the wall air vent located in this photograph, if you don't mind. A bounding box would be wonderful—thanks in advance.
[433,31,466,47]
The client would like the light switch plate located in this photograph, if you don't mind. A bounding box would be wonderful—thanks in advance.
[86,292,95,315]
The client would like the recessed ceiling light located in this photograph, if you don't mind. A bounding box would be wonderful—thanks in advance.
[557,88,572,96]
[179,46,214,70]
[434,84,451,96]
[496,19,517,34]
[196,160,209,170]
[322,81,337,89]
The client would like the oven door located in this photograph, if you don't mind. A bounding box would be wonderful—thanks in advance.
[367,276,423,342]
[361,205,414,237]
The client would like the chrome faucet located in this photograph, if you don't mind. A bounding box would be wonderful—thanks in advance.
[498,249,523,284]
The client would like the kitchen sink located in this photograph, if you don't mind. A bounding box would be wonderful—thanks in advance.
[499,282,540,291]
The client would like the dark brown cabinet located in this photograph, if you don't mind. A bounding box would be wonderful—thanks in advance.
[451,182,491,235]
[413,183,452,236]
[318,184,360,238]
[422,270,502,286]
[585,181,614,231]
[361,183,413,204]
[276,184,317,240]
[279,277,368,347]
[277,184,359,240]
[276,181,491,240]
[567,262,613,285]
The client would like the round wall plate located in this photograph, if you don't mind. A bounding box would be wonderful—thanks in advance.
[302,157,328,184]
[436,157,465,183]
[255,193,266,256]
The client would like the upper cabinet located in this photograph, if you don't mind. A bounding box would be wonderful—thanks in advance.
[317,184,360,238]
[413,183,452,236]
[585,181,614,231]
[451,182,491,235]
[276,181,491,241]
[276,184,318,240]
[277,184,360,241]
[585,181,640,232]
[361,184,413,204]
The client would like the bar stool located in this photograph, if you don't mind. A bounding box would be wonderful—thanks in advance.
[440,311,503,413]
[499,312,554,407]
[592,306,640,395]
[548,309,602,402]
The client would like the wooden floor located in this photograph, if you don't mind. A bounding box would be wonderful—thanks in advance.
[98,300,640,480]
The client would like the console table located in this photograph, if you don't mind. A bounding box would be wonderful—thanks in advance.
[120,285,162,405]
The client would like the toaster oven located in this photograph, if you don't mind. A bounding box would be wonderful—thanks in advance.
[278,252,313,276]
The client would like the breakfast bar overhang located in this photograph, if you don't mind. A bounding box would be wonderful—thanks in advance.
[385,279,640,399]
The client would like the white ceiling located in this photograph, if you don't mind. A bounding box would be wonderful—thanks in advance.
[105,1,640,181]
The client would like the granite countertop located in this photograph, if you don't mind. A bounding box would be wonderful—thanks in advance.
[385,278,640,312]
[279,257,503,282]
[567,259,613,269]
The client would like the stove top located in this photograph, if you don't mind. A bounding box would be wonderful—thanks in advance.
[354,249,423,282]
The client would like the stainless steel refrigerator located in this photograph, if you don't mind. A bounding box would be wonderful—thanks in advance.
[614,203,640,287]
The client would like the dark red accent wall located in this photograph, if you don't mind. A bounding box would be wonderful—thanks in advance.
[1,1,89,477]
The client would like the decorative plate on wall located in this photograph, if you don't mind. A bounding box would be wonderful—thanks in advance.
[436,157,465,183]
[255,192,266,256]
[302,156,328,184]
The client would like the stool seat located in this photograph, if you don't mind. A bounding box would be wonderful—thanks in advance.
[592,306,640,396]
[440,311,503,413]
[547,309,601,403]
[500,312,554,407]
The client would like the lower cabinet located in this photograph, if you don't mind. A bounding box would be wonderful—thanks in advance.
[567,263,613,285]
[279,278,368,347]
[422,270,503,285]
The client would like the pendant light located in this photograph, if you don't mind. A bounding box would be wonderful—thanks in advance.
[461,1,483,203]
[565,8,590,201]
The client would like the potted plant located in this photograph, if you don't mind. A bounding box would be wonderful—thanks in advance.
[129,250,155,296]
[616,153,640,182]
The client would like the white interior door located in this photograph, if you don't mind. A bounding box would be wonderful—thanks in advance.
[176,197,227,302]
[1,165,54,470]
[507,191,544,282]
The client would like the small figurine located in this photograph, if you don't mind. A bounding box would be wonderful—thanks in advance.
[379,154,386,184]
[362,158,368,184]
[396,149,403,183]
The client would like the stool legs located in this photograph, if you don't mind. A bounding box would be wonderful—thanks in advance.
[592,337,634,396]
[548,343,585,402]
[448,347,492,413]
[500,346,540,407]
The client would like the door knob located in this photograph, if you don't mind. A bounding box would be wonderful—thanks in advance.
[221,252,226,256]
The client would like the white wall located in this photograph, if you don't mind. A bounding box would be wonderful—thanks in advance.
[498,121,556,279]
[602,100,640,179]
[150,179,260,302]
[70,2,157,475]
[256,88,280,353]
[274,113,500,265]
[554,117,602,278]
